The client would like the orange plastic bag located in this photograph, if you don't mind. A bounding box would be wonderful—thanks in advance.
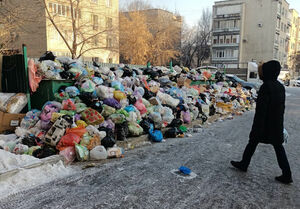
[66,126,87,138]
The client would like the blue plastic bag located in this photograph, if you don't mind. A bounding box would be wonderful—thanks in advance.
[65,86,80,98]
[124,105,135,113]
[149,124,163,142]
[111,81,125,92]
[93,77,104,85]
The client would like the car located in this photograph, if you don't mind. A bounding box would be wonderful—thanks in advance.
[225,74,260,91]
[291,77,300,87]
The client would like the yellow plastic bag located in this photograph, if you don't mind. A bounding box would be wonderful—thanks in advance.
[113,90,126,101]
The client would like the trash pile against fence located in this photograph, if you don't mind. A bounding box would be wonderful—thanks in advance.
[0,52,257,165]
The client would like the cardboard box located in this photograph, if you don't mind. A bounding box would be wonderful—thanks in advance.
[0,111,25,133]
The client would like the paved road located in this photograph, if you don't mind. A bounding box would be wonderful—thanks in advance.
[1,88,299,209]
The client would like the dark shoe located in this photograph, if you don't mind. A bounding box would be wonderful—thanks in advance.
[231,161,247,172]
[275,175,293,184]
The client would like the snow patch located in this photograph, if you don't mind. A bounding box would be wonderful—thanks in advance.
[0,160,75,199]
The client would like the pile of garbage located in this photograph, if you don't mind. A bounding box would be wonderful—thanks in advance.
[0,52,257,164]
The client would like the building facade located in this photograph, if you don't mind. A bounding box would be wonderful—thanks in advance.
[287,9,299,77]
[212,0,290,73]
[0,0,119,63]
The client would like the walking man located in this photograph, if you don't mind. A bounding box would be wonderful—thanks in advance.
[231,60,293,184]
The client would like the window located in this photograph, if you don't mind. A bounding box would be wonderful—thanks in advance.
[48,3,53,12]
[106,17,113,28]
[106,0,112,7]
[58,4,62,15]
[62,5,66,16]
[92,57,99,62]
[93,15,98,30]
[91,0,98,3]
[213,36,218,44]
[66,6,70,17]
[219,36,224,44]
[226,35,231,44]
[108,58,113,63]
[275,33,279,44]
[107,37,112,48]
[0,0,5,6]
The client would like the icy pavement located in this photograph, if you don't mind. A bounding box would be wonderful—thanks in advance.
[0,88,299,209]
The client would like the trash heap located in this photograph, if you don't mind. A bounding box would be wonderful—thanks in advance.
[0,53,257,164]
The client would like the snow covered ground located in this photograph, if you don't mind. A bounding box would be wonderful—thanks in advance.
[0,150,76,200]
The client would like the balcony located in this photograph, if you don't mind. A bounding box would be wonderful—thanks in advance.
[212,27,240,33]
[212,57,239,61]
[212,43,239,48]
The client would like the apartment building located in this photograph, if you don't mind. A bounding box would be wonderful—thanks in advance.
[287,9,299,77]
[212,0,290,73]
[0,0,119,63]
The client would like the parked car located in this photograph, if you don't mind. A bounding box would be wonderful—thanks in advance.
[291,77,300,87]
[226,74,260,91]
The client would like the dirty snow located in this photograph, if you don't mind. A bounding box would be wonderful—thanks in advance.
[0,160,75,199]
[0,149,41,172]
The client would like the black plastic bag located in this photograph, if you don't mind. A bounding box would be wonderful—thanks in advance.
[98,127,114,137]
[101,136,116,149]
[39,51,56,62]
[32,145,57,159]
[139,119,153,133]
[22,135,42,147]
[209,105,216,116]
[199,113,208,124]
[168,119,183,128]
[127,95,137,105]
[164,127,183,138]
[60,71,75,80]
[143,88,156,100]
[115,122,128,141]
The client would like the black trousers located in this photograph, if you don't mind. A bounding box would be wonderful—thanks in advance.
[241,140,292,176]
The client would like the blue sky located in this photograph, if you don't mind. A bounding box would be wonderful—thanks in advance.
[120,0,300,26]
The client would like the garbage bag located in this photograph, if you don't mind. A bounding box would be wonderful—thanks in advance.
[99,120,115,131]
[164,127,183,138]
[168,119,183,128]
[39,51,55,61]
[124,105,135,113]
[5,93,27,114]
[81,108,104,125]
[80,132,92,147]
[32,145,57,159]
[65,86,80,98]
[26,146,41,156]
[86,125,106,140]
[20,109,41,129]
[80,79,96,93]
[86,135,101,150]
[149,125,163,142]
[56,133,81,151]
[96,85,114,99]
[92,77,104,85]
[156,91,179,108]
[75,103,87,113]
[41,104,60,122]
[90,146,108,160]
[113,90,126,101]
[182,111,191,124]
[126,111,138,122]
[75,143,89,161]
[101,136,116,149]
[66,126,86,138]
[13,144,29,155]
[128,122,143,136]
[149,112,162,124]
[139,119,153,133]
[134,100,147,115]
[111,80,125,91]
[127,95,137,105]
[209,105,216,116]
[55,92,70,102]
[109,113,126,124]
[59,146,76,164]
[107,147,124,158]
[103,98,122,109]
[62,99,76,111]
[22,134,41,147]
[143,88,156,100]
[142,98,151,108]
[116,109,129,117]
[115,122,129,141]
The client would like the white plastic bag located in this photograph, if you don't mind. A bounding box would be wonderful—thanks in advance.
[90,146,108,160]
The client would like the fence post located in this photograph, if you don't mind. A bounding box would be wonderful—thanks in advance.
[23,44,31,111]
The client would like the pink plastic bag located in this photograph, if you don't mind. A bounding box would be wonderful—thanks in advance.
[59,146,76,164]
[182,111,191,124]
[28,59,42,92]
[134,99,147,115]
[62,99,76,111]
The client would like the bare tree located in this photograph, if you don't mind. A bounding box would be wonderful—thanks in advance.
[120,0,181,66]
[41,0,118,59]
[181,8,212,68]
